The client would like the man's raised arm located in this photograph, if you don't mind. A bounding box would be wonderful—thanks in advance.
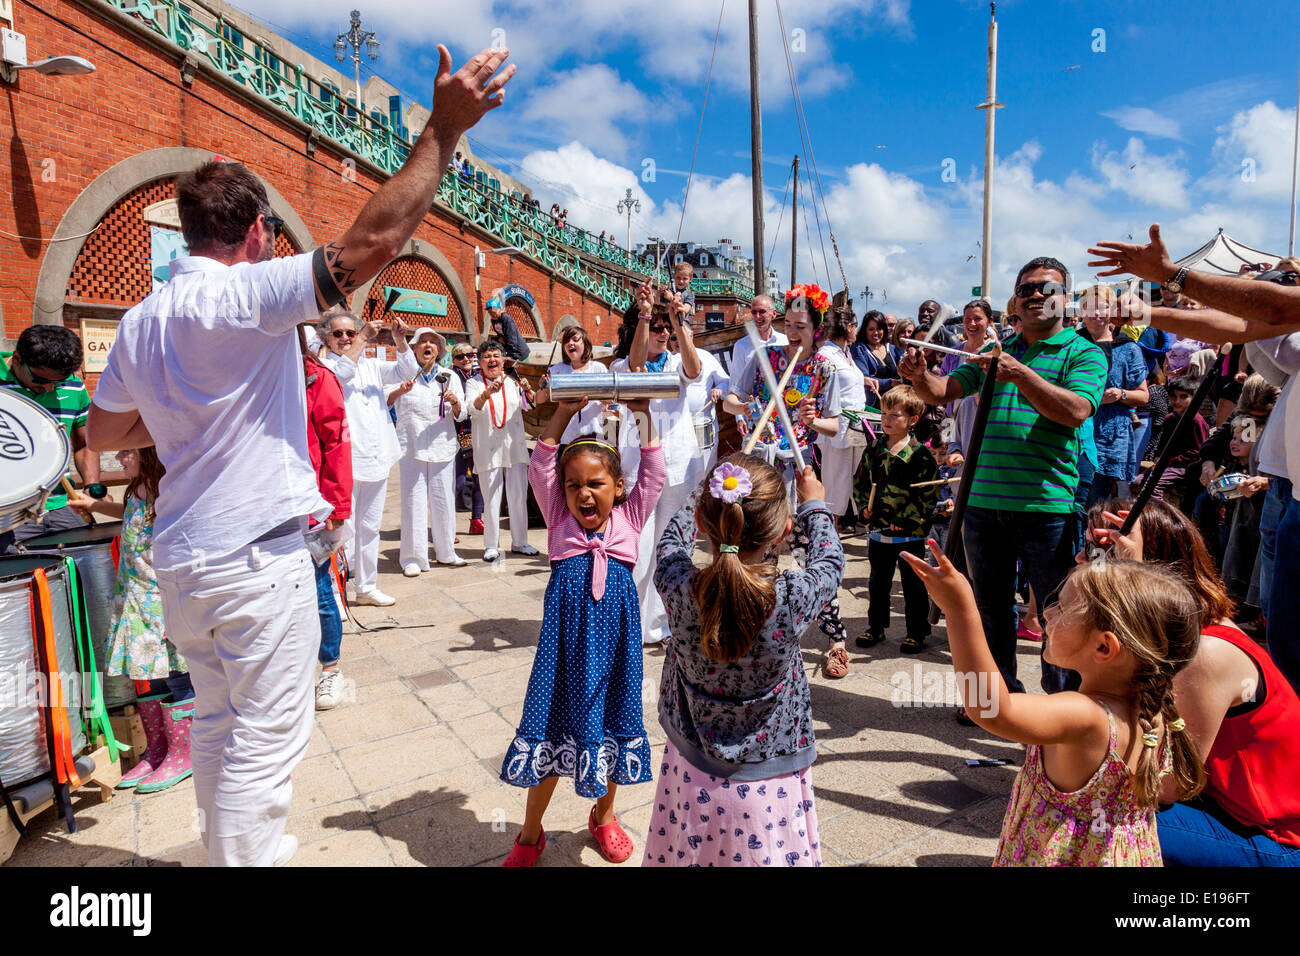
[312,45,516,310]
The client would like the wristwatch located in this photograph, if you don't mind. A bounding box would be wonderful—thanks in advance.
[1164,266,1190,294]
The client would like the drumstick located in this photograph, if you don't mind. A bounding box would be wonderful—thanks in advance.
[61,476,96,526]
[742,344,804,456]
[901,338,970,359]
[1212,465,1227,481]
[911,475,963,487]
[742,322,807,471]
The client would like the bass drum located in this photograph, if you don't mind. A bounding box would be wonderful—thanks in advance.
[21,523,136,709]
[0,556,89,787]
[0,389,72,534]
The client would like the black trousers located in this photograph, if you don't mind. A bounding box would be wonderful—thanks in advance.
[867,537,931,638]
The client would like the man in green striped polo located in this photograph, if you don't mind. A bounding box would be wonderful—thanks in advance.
[902,258,1106,697]
[1,325,102,552]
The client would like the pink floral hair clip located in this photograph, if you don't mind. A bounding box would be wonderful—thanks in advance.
[709,462,752,504]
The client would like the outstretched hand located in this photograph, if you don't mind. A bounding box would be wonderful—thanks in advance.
[1087,223,1176,283]
[429,45,517,144]
[900,539,975,614]
[795,465,825,503]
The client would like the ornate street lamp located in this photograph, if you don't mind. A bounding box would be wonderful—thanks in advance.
[616,188,641,257]
[335,9,379,119]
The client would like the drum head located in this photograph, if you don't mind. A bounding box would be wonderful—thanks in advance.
[0,389,71,516]
[23,521,123,550]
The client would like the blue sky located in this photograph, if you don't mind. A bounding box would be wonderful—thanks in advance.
[244,0,1300,315]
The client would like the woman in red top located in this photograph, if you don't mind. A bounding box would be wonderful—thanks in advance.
[1090,499,1300,866]
[301,331,353,711]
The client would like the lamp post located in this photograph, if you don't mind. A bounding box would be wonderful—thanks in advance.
[334,9,379,120]
[617,188,641,258]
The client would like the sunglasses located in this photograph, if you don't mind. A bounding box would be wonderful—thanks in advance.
[453,353,473,361]
[648,323,672,334]
[23,360,73,386]
[1015,280,1063,298]
[330,329,357,339]
[264,214,285,238]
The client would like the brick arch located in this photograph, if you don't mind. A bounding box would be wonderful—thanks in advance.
[65,178,302,308]
[361,255,466,334]
[504,297,540,339]
[35,146,313,325]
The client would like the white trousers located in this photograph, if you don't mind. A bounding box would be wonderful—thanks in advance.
[633,479,694,643]
[820,440,867,516]
[480,461,530,552]
[399,457,457,567]
[155,534,318,867]
[350,477,388,593]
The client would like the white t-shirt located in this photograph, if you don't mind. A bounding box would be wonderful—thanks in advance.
[726,328,788,399]
[323,347,419,482]
[816,341,868,449]
[92,254,330,572]
[395,366,466,464]
[1246,334,1300,481]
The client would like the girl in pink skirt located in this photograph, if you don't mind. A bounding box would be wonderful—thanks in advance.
[646,453,844,866]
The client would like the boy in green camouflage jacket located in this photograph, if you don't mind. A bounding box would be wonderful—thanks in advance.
[853,386,940,653]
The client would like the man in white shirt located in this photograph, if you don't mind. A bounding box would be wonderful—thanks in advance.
[725,295,787,435]
[390,327,467,575]
[629,283,703,645]
[319,308,419,605]
[86,44,516,866]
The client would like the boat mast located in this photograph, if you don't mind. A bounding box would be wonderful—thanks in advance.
[790,154,799,287]
[749,0,766,296]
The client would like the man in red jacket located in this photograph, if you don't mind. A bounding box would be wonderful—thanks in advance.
[303,334,353,710]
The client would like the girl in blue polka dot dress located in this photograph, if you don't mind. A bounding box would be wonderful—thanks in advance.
[500,396,665,866]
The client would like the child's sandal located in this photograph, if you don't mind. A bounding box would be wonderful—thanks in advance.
[588,807,634,863]
[900,634,927,654]
[502,829,546,867]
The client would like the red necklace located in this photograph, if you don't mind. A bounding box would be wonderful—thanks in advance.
[486,376,508,428]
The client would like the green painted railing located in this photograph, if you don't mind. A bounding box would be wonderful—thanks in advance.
[106,0,764,312]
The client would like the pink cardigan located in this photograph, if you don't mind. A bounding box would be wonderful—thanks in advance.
[529,441,666,601]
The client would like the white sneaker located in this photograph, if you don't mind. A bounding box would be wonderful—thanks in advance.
[402,563,422,578]
[511,543,540,556]
[438,555,468,567]
[353,589,396,607]
[273,833,298,867]
[482,549,500,562]
[315,670,345,711]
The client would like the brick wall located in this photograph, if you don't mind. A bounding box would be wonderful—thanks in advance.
[0,0,623,349]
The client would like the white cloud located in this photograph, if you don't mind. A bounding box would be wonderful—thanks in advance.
[1210,100,1298,201]
[1090,138,1189,210]
[520,65,657,160]
[1101,107,1182,141]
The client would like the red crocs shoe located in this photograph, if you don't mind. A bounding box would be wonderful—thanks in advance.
[502,829,545,867]
[588,806,634,863]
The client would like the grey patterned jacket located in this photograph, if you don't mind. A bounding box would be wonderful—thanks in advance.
[653,496,844,780]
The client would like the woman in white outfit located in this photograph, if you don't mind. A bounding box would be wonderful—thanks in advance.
[627,281,703,645]
[814,305,869,531]
[464,340,540,561]
[534,325,607,444]
[392,328,467,575]
[320,309,418,606]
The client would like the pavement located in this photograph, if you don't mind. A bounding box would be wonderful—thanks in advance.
[6,482,1047,867]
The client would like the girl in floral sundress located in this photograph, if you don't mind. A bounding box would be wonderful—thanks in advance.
[72,447,193,794]
[903,543,1206,866]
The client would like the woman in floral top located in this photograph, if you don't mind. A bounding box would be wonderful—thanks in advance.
[645,453,843,866]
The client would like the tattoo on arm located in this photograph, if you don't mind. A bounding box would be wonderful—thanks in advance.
[313,242,354,308]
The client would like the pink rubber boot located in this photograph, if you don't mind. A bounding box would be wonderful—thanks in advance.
[117,696,167,789]
[136,698,194,793]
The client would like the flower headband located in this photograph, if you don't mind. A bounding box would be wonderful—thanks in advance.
[709,462,752,504]
[785,283,830,316]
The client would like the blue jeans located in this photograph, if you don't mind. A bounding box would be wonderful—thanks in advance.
[1258,477,1290,619]
[963,506,1080,694]
[316,558,343,666]
[141,671,194,702]
[1266,485,1300,694]
[1158,799,1300,867]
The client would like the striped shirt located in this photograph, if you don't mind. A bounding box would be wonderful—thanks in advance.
[948,329,1106,513]
[1,352,90,510]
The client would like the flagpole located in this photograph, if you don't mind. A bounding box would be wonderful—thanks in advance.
[1289,49,1299,257]
[976,3,1002,298]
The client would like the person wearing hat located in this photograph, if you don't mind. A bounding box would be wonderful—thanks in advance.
[320,308,420,606]
[485,296,530,363]
[392,327,468,574]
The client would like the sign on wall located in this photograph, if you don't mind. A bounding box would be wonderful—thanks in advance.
[384,286,448,317]
[150,226,189,291]
[80,318,118,373]
[500,284,535,307]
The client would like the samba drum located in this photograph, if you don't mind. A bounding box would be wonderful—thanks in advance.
[0,390,72,535]
[0,556,89,787]
[21,523,135,709]
[1209,472,1251,502]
